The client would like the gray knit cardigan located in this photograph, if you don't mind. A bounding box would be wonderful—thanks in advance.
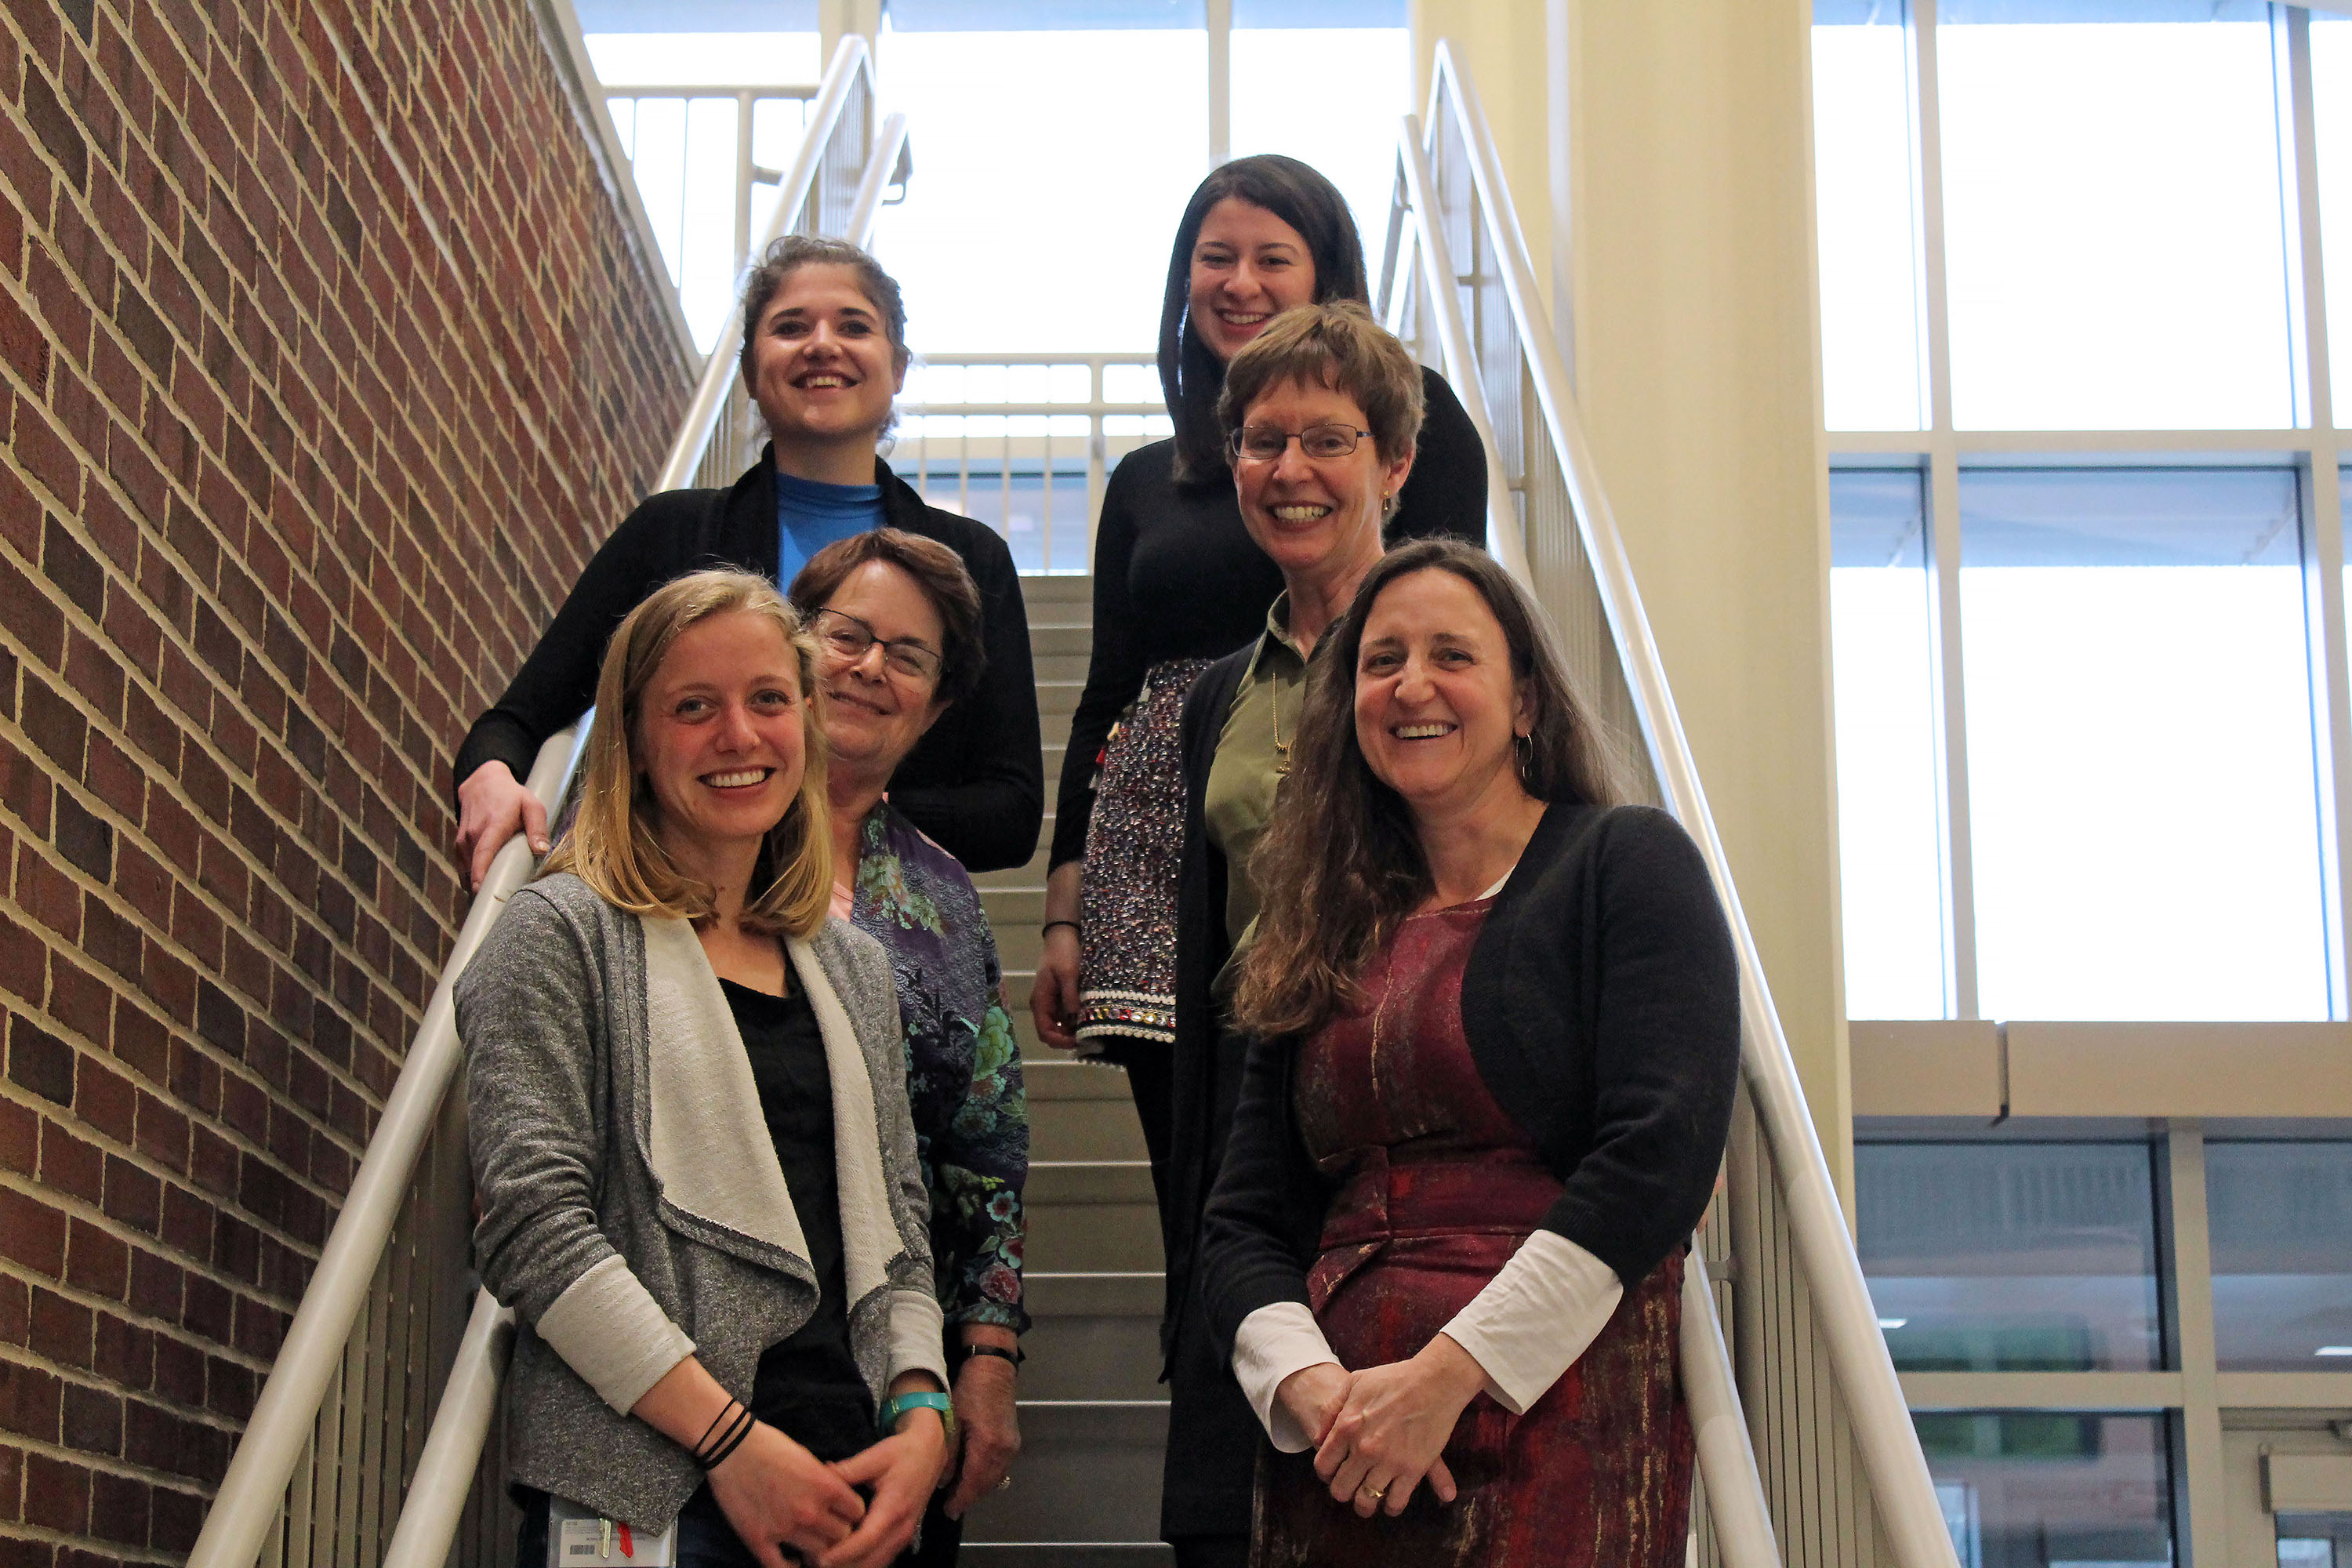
[456,872,947,1529]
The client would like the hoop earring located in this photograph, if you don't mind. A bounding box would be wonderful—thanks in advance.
[1515,731,1534,782]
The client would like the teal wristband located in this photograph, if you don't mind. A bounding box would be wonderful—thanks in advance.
[880,1389,955,1444]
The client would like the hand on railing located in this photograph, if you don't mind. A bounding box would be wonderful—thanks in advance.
[452,760,550,893]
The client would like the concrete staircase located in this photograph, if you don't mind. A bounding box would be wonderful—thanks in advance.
[959,575,1174,1566]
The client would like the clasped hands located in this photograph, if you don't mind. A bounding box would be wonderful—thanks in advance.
[1272,1333,1488,1519]
[706,1403,949,1568]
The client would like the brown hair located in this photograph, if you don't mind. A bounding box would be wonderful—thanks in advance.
[544,569,833,937]
[1231,539,1628,1039]
[736,234,912,385]
[1216,301,1425,478]
[787,528,987,709]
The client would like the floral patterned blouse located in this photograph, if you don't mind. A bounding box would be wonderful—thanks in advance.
[848,803,1029,1333]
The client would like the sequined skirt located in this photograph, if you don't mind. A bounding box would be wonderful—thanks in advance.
[1076,656,1213,1047]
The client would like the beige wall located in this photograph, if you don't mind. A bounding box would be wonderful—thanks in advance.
[1411,0,1853,1203]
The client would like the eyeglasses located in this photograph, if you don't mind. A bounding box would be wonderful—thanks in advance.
[812,608,942,685]
[1229,423,1374,463]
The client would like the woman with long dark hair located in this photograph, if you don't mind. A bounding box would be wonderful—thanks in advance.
[1198,540,1742,1566]
[1026,157,1486,1206]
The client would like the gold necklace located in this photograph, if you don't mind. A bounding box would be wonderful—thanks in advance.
[1269,678,1292,777]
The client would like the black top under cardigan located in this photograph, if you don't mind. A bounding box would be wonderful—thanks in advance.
[1048,365,1488,870]
[1196,800,1744,1364]
[453,452,1044,873]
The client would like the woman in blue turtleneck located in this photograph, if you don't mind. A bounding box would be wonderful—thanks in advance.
[452,237,1042,885]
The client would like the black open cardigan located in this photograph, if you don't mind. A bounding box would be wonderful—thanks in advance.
[1197,799,1744,1357]
[452,452,1044,874]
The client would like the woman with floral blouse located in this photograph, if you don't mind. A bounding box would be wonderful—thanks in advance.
[791,528,1029,1566]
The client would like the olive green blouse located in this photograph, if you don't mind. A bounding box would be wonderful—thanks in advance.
[1203,594,1311,960]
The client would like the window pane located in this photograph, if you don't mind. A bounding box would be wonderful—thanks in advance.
[873,20,1207,351]
[1831,470,1947,1017]
[2207,1142,2352,1370]
[1231,26,1412,263]
[1813,5,1926,432]
[1857,1143,2161,1374]
[2318,16,2350,416]
[1959,468,2328,1020]
[1937,3,2295,430]
[1915,1411,2175,1568]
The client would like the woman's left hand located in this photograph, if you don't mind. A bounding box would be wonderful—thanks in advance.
[1312,1334,1486,1517]
[816,1411,949,1568]
[942,1348,1022,1520]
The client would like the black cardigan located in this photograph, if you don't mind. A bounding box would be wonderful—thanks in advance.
[1197,799,1743,1363]
[452,452,1044,873]
[1048,365,1488,869]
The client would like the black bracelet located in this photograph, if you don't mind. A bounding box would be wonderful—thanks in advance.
[963,1343,1024,1367]
[695,1402,756,1470]
[1040,920,1080,939]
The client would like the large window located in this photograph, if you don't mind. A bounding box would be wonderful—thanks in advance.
[1817,1,2350,1025]
[1858,1143,2162,1374]
[2205,1141,2352,1370]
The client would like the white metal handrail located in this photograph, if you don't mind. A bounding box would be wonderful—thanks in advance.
[1390,40,1959,1568]
[183,39,902,1568]
[656,36,887,487]
[599,83,820,280]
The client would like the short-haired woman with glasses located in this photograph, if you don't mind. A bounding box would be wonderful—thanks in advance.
[1148,300,1455,1567]
[790,528,1029,1566]
[452,237,1043,891]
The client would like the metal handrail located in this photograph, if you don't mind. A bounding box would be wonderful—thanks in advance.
[1381,93,1781,1568]
[1397,40,1958,1568]
[183,38,899,1568]
[181,728,584,1568]
[655,35,885,487]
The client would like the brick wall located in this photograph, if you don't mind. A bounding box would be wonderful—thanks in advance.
[0,0,694,1563]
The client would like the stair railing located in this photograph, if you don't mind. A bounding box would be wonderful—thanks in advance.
[1381,41,1959,1568]
[183,38,902,1568]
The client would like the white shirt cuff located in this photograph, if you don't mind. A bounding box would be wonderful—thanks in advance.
[1438,1231,1624,1414]
[1232,1301,1342,1452]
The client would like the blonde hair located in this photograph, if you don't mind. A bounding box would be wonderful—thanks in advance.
[543,569,833,937]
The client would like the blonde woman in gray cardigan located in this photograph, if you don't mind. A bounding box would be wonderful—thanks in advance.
[459,569,951,1568]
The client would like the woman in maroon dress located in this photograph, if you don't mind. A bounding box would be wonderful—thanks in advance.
[1197,539,1741,1566]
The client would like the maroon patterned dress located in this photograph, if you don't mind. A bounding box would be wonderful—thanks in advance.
[1252,898,1693,1567]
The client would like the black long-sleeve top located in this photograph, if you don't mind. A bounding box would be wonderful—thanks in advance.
[454,451,1044,874]
[1196,800,1744,1361]
[1047,365,1489,869]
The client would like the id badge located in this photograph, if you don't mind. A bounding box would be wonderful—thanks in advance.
[547,1497,677,1568]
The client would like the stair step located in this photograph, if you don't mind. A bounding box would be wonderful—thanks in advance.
[960,1401,1169,1544]
[1029,1094,1149,1163]
[1023,1171,1162,1273]
[1024,1272,1163,1317]
[1018,574,1097,604]
[1018,1311,1167,1401]
[1029,622,1092,658]
[1025,1059,1137,1102]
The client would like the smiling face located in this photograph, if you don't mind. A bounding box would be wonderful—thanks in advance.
[744,263,906,448]
[1353,568,1537,825]
[1188,198,1317,363]
[1232,377,1410,584]
[634,610,810,862]
[815,559,949,784]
